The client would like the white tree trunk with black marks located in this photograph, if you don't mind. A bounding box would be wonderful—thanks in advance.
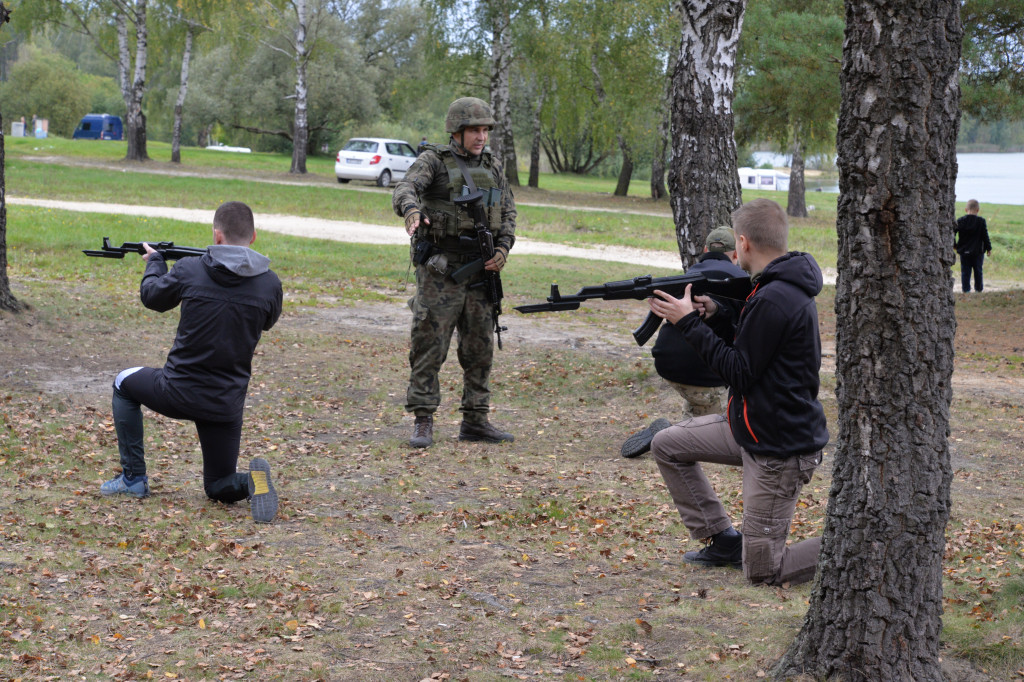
[171,27,194,164]
[774,2,961,680]
[290,0,310,174]
[667,0,744,267]
[489,3,517,185]
[119,0,150,162]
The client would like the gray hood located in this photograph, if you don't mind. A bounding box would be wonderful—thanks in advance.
[206,244,271,277]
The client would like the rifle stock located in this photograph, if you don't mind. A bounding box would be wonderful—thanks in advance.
[514,273,752,346]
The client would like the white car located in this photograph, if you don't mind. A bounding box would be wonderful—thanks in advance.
[334,138,418,187]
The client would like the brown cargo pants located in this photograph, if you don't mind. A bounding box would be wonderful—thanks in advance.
[651,413,822,586]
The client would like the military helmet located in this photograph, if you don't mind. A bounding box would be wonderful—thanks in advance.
[445,97,495,134]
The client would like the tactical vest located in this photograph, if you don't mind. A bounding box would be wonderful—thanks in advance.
[419,144,503,242]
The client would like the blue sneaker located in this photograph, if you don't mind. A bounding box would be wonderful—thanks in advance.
[100,473,150,498]
[248,458,278,524]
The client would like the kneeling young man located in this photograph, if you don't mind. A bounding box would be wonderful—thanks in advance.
[647,199,829,585]
[100,201,283,523]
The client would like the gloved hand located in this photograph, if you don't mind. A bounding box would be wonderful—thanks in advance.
[485,246,508,272]
[404,210,423,237]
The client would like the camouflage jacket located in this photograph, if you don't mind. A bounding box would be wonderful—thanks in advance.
[392,144,517,254]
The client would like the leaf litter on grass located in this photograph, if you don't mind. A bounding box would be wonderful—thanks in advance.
[2,283,1023,680]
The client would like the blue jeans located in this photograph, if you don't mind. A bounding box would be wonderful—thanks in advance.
[113,367,249,503]
[960,251,984,292]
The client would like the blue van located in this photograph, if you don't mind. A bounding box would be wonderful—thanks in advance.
[73,114,124,140]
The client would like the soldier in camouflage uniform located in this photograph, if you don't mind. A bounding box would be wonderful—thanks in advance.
[392,97,516,448]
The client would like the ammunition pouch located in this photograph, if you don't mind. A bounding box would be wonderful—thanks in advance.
[412,239,434,265]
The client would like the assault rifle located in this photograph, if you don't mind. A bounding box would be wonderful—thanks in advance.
[83,237,206,260]
[449,189,508,349]
[515,273,752,346]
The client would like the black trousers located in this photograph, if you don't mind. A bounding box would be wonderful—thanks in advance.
[113,367,249,503]
[960,251,985,292]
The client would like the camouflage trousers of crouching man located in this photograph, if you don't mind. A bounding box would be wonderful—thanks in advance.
[663,380,727,418]
[406,263,495,424]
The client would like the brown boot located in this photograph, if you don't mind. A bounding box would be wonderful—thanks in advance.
[410,415,433,448]
[458,420,514,443]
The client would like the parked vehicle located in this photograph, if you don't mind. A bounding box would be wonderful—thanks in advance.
[72,114,124,141]
[334,138,417,187]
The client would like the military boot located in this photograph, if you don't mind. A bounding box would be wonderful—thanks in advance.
[458,420,514,444]
[410,415,434,448]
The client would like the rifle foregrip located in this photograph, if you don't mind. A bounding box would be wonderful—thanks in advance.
[632,311,662,347]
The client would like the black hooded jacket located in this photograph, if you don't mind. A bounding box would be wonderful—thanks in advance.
[651,251,747,386]
[677,251,829,458]
[140,246,283,420]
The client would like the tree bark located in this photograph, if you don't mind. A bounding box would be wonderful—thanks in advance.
[0,2,19,313]
[290,0,310,175]
[668,0,745,268]
[650,112,668,200]
[786,140,807,218]
[651,72,671,200]
[528,87,544,188]
[121,0,150,162]
[0,110,24,313]
[490,2,518,186]
[774,2,961,680]
[613,137,633,197]
[170,27,194,164]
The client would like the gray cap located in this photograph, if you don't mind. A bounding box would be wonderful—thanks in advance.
[705,226,736,252]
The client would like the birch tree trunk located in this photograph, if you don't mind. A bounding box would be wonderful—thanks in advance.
[122,0,150,162]
[116,12,130,103]
[667,0,745,267]
[489,4,518,185]
[774,2,961,680]
[786,139,807,218]
[290,0,310,175]
[170,27,194,164]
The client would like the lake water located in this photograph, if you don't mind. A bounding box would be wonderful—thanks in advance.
[750,151,1023,206]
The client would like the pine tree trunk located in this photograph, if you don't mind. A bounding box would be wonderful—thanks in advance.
[290,0,309,175]
[773,2,961,680]
[170,27,194,165]
[123,0,150,163]
[0,109,24,313]
[667,0,745,268]
[786,141,807,218]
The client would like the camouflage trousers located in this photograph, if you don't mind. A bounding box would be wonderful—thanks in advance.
[663,380,727,418]
[406,263,494,423]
